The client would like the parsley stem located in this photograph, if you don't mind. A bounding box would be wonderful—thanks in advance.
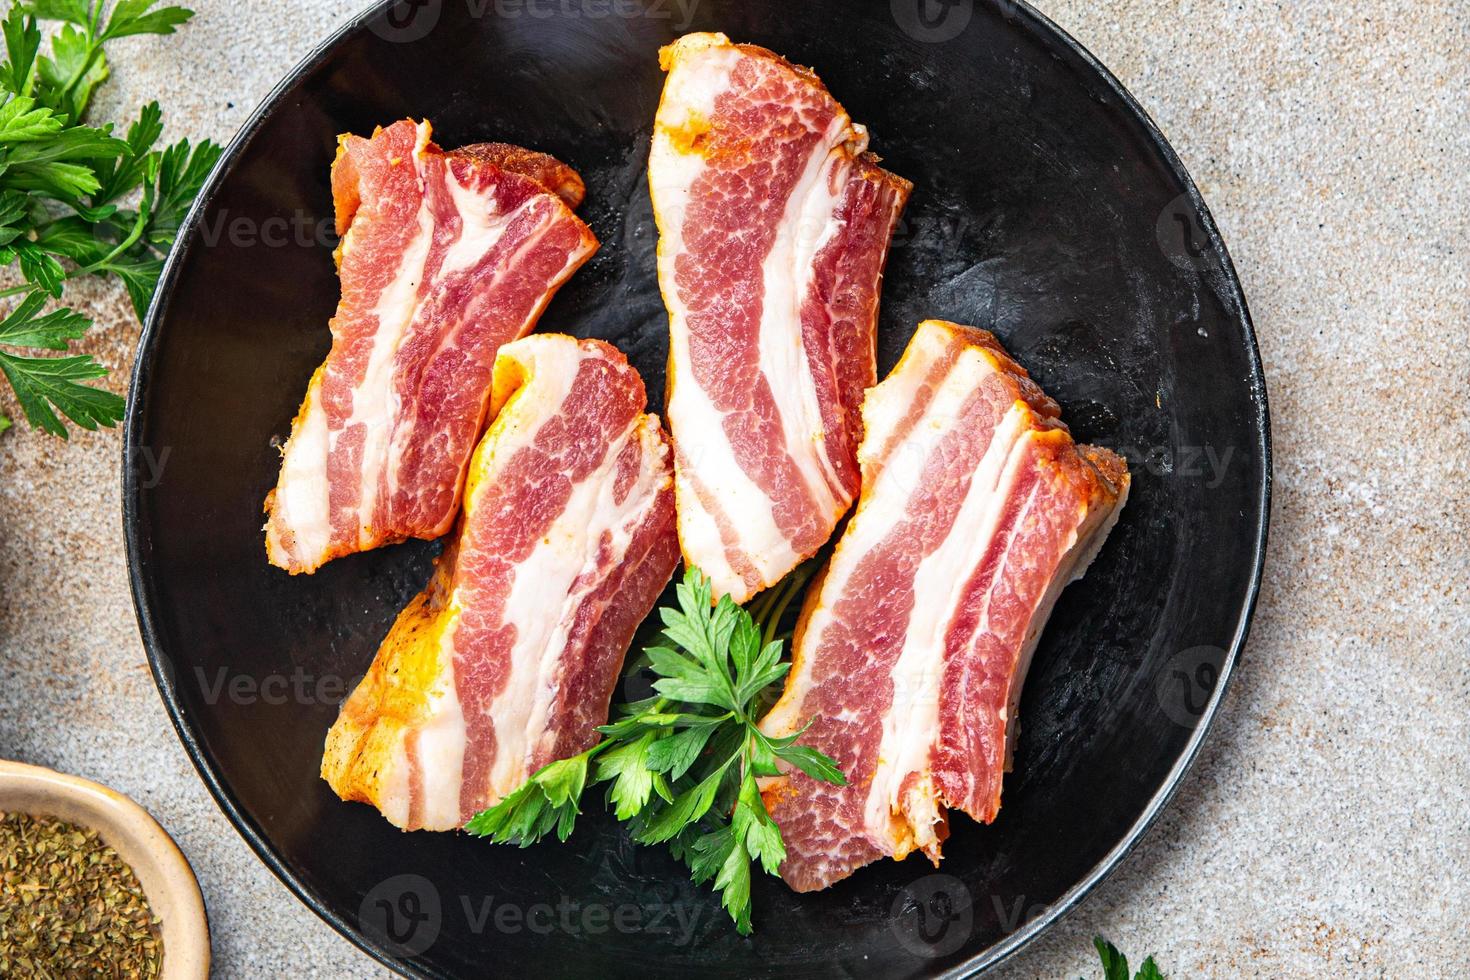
[57,34,106,114]
[760,561,815,648]
[715,735,752,781]
[75,192,152,277]
[745,584,779,627]
[680,710,734,727]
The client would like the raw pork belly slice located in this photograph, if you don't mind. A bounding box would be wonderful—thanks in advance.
[760,320,1129,891]
[651,32,912,603]
[321,336,679,831]
[264,119,598,574]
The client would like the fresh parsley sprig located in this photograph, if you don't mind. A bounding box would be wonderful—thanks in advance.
[0,1,221,437]
[466,565,842,935]
[1092,936,1165,980]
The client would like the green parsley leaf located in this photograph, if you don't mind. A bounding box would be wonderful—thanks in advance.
[100,250,162,320]
[1,8,42,97]
[1134,958,1164,980]
[1,159,93,198]
[0,291,87,348]
[0,95,64,141]
[685,822,737,886]
[745,728,780,777]
[1095,937,1130,980]
[771,741,847,785]
[708,827,752,934]
[596,731,658,821]
[102,1,194,41]
[146,134,219,246]
[18,1,94,28]
[33,22,108,122]
[636,767,724,845]
[89,98,161,206]
[32,213,110,264]
[733,639,789,706]
[462,749,593,845]
[4,123,127,164]
[731,772,784,875]
[0,346,123,436]
[644,723,715,782]
[0,4,216,435]
[1090,936,1165,980]
[14,240,66,296]
[0,191,33,248]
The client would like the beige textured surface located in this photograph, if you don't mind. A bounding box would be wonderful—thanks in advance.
[0,1,1464,976]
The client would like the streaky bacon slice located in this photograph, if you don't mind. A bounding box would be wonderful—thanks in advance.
[321,335,679,831]
[759,320,1130,891]
[650,32,912,603]
[264,119,598,574]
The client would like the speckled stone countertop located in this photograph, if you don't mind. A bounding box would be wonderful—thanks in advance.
[0,1,1464,976]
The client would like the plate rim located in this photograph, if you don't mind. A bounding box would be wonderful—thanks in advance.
[121,1,1273,976]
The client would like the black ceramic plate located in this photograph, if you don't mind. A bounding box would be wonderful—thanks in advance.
[123,1,1270,976]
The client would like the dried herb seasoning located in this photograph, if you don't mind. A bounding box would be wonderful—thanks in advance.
[0,810,163,977]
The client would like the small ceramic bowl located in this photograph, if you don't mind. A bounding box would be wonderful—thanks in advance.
[0,760,210,979]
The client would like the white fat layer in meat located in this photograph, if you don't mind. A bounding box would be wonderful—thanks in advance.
[855,367,1028,853]
[761,320,1131,875]
[344,122,436,551]
[372,613,469,831]
[864,405,1029,852]
[272,123,434,565]
[671,472,736,596]
[470,340,666,804]
[376,737,413,828]
[519,420,668,776]
[759,330,1041,859]
[759,324,961,740]
[440,170,520,281]
[407,612,469,831]
[271,373,330,562]
[267,120,431,567]
[654,37,882,602]
[854,321,952,473]
[486,416,652,800]
[382,167,527,510]
[652,41,798,598]
[756,129,859,529]
[878,412,1032,855]
[792,162,856,505]
[458,339,578,802]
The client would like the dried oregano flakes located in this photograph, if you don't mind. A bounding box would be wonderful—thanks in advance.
[0,810,163,977]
